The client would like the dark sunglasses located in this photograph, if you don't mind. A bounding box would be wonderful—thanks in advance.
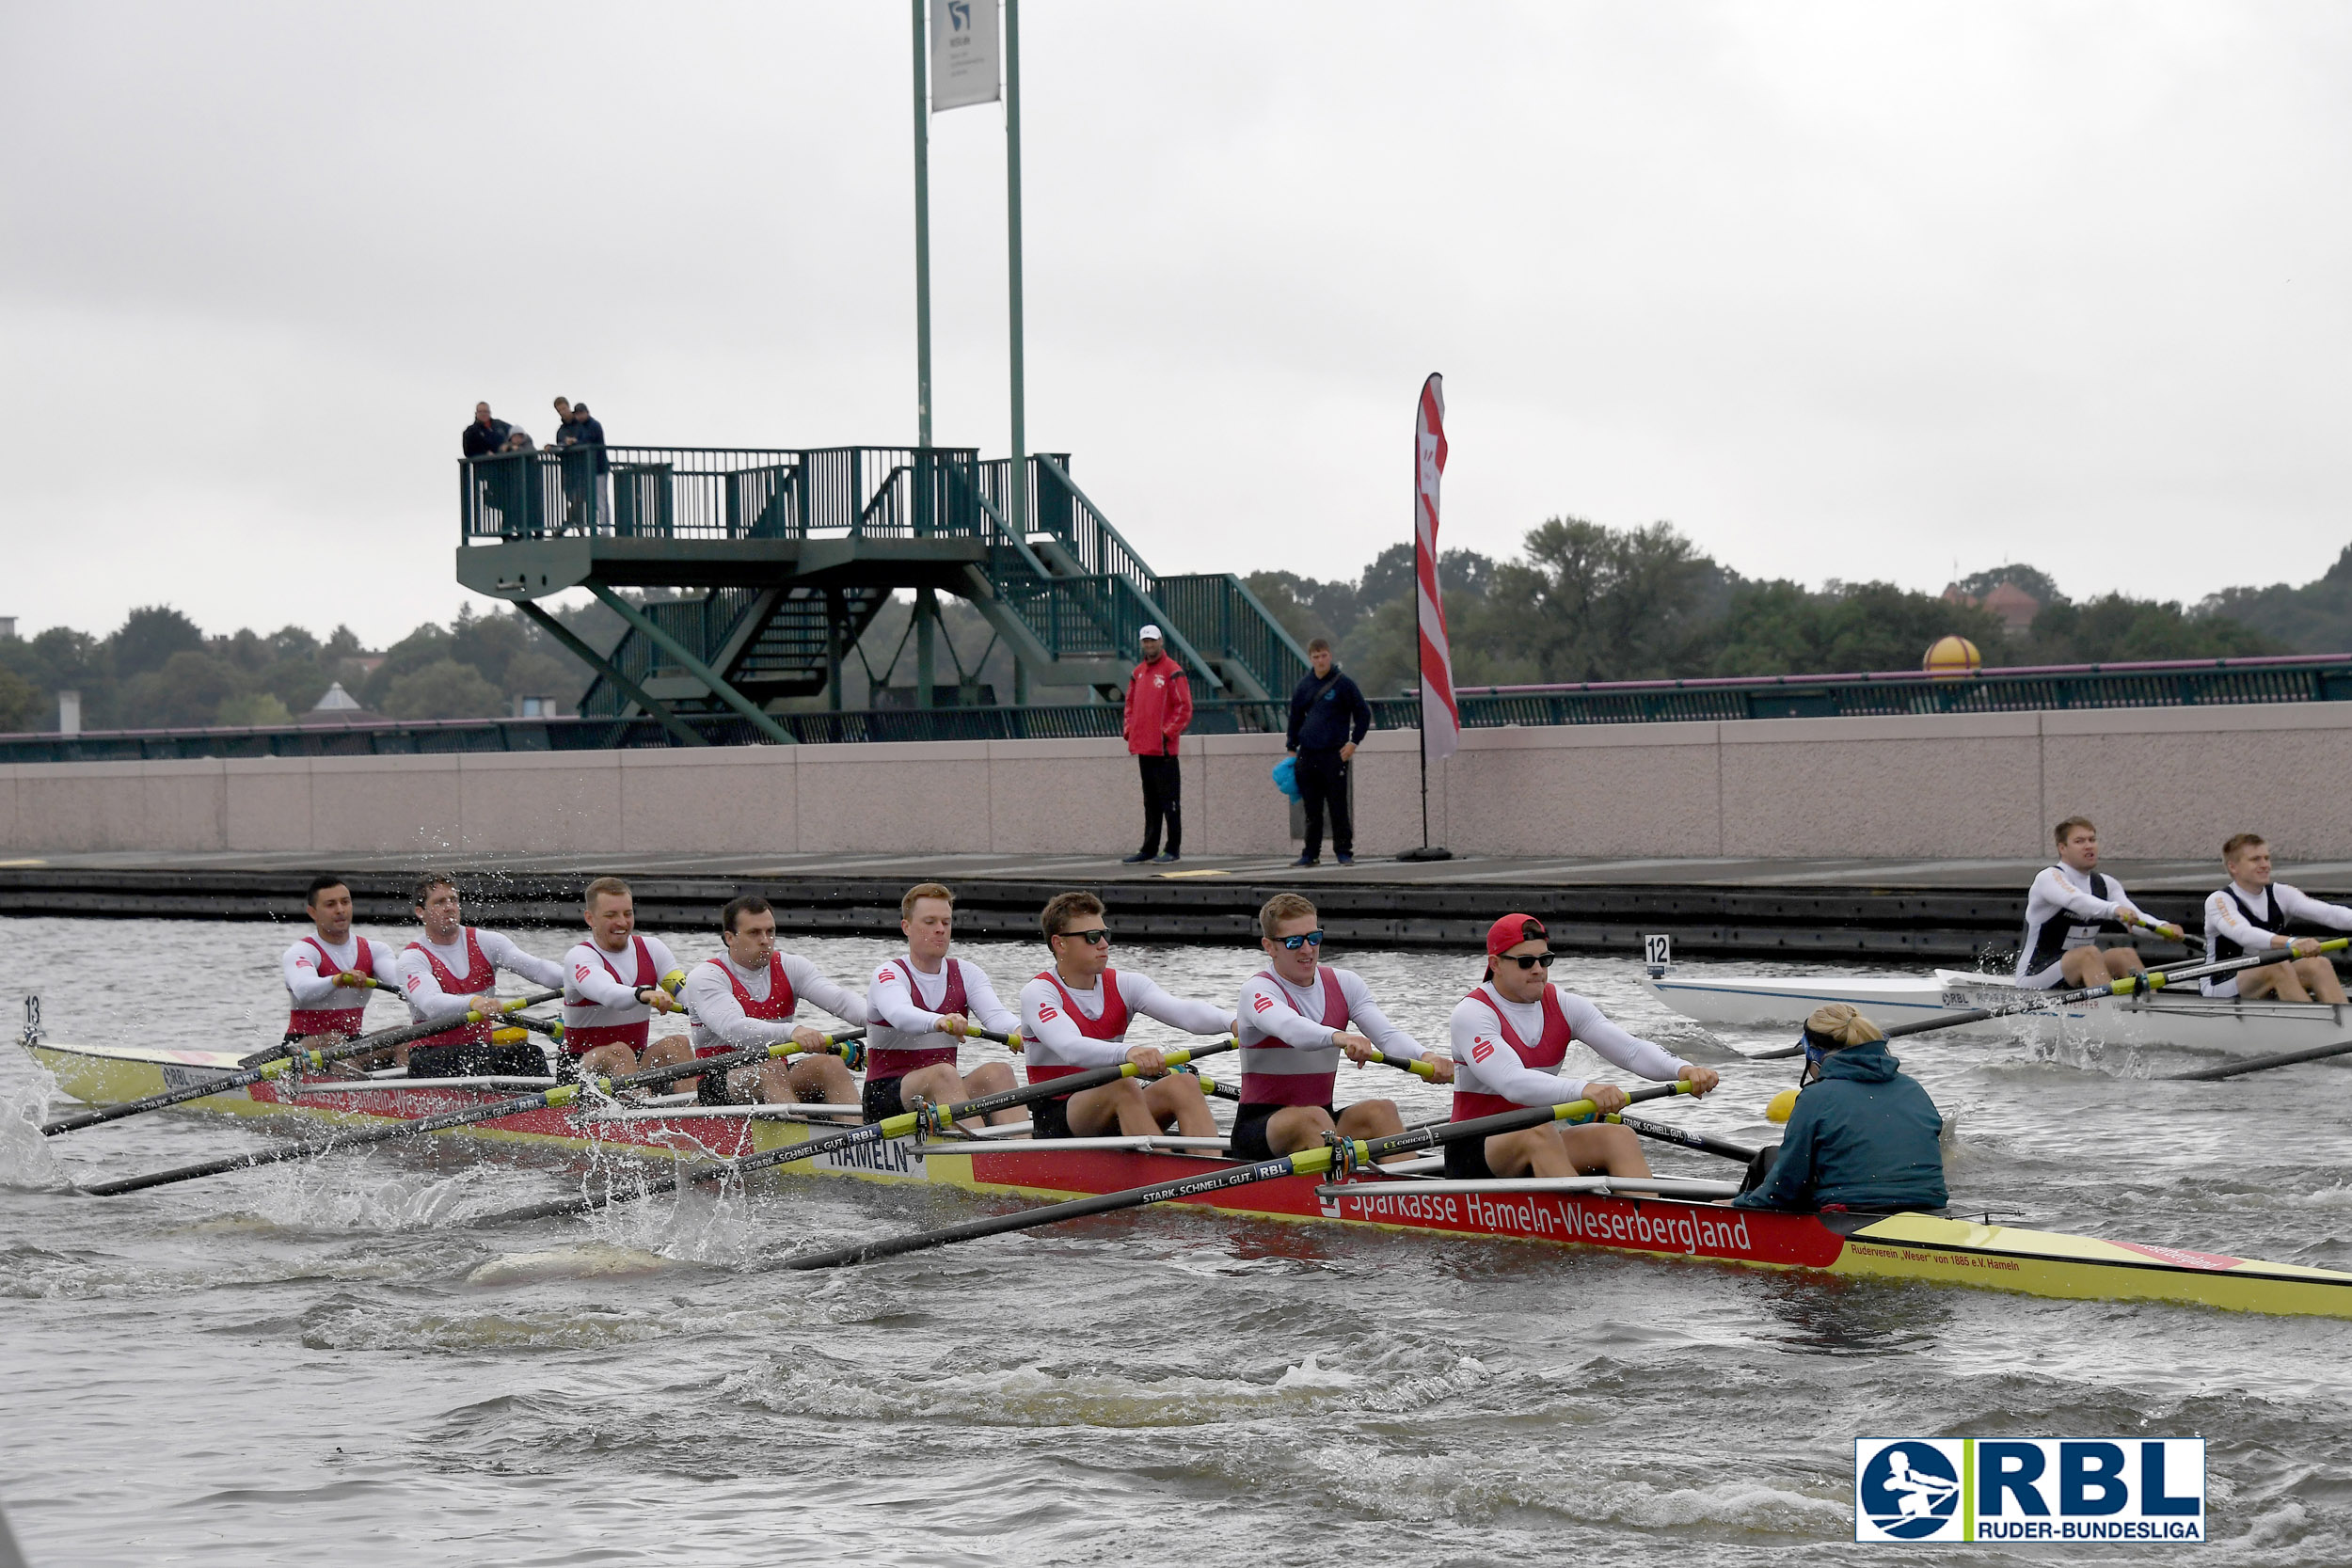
[1056,928,1110,946]
[1500,951,1556,970]
[1276,929,1325,950]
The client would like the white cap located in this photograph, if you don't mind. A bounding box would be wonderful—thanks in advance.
[1138,625,1163,642]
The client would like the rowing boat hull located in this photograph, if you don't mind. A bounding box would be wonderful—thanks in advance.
[26,1037,2352,1320]
[1642,971,2352,1057]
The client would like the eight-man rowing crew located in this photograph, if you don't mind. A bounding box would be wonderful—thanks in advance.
[2017,818,2352,1003]
[275,873,1849,1195]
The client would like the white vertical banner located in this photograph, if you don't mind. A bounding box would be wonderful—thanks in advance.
[1414,373,1460,761]
[930,0,1001,112]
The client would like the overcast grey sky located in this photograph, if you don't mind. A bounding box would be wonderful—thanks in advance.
[3,3,2346,646]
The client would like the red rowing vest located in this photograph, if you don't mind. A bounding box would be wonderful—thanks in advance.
[565,935,656,1056]
[405,928,497,1049]
[286,935,379,1037]
[867,957,967,1076]
[1453,984,1574,1121]
[1239,969,1349,1106]
[1027,969,1131,1097]
[699,954,797,1059]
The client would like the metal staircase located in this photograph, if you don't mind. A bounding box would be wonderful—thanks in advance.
[456,444,1310,741]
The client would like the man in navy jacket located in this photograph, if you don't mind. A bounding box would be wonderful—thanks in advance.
[1286,639,1373,866]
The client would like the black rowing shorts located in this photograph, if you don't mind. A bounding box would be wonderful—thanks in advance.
[1228,1101,1335,1164]
[1442,1132,1494,1180]
[861,1073,907,1124]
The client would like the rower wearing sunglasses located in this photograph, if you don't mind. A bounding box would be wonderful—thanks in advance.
[1017,891,1234,1140]
[1447,913,1719,1180]
[1232,893,1453,1163]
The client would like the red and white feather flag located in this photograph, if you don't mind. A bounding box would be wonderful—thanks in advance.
[1414,373,1460,761]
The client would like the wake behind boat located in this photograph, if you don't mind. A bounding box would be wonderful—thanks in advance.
[27,1028,2352,1321]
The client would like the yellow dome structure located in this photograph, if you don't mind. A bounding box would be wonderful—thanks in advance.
[1922,635,1982,679]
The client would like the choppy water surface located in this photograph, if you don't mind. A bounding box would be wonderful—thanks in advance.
[3,914,2350,1565]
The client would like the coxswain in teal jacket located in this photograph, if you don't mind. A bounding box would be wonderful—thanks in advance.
[1734,1039,1947,1212]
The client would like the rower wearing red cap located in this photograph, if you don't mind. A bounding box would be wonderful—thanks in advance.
[1232,893,1453,1162]
[1447,913,1719,1179]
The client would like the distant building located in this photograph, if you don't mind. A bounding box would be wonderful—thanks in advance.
[301,682,386,726]
[1942,580,2041,637]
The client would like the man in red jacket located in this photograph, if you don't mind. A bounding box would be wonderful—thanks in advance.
[1121,625,1192,864]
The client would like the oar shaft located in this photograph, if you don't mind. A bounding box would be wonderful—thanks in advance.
[1751,940,2351,1058]
[1611,1112,1756,1164]
[79,1030,866,1196]
[231,987,562,1069]
[2166,1036,2352,1081]
[785,1081,1692,1271]
[42,992,560,1136]
[786,1147,1322,1271]
[464,1037,1239,1228]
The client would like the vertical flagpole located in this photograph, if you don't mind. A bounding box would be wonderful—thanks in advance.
[1004,0,1027,539]
[1417,683,1432,849]
[912,0,933,450]
[1400,372,1454,862]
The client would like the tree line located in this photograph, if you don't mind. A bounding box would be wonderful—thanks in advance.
[8,521,2351,732]
[1248,520,2351,694]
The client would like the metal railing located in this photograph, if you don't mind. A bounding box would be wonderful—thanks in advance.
[1155,574,1313,698]
[1441,653,2352,724]
[10,656,2352,763]
[461,446,1002,543]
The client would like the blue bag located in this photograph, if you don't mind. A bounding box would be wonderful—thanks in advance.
[1271,754,1301,801]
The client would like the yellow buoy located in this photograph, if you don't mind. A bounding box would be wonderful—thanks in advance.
[1922,635,1982,679]
[1765,1088,1799,1124]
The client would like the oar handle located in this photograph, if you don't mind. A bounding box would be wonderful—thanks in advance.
[1361,1047,1439,1082]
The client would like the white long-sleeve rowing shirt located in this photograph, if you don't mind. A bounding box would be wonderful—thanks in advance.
[281,931,404,1035]
[1447,984,1689,1116]
[1018,969,1232,1072]
[864,956,1019,1076]
[2015,864,2133,985]
[683,951,868,1053]
[562,933,683,1046]
[1235,966,1424,1107]
[396,928,567,1024]
[2201,880,2352,996]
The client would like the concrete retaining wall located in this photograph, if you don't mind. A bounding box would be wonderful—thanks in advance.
[4,702,2349,862]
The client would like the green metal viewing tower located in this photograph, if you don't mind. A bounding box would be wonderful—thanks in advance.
[454,444,1309,745]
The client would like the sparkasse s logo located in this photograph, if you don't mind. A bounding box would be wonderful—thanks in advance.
[1855,1437,2204,1544]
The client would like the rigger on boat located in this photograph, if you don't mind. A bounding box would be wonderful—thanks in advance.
[22,877,2352,1321]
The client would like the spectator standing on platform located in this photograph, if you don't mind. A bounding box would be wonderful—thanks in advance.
[552,397,608,531]
[1121,625,1192,864]
[462,402,512,457]
[1286,638,1372,867]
